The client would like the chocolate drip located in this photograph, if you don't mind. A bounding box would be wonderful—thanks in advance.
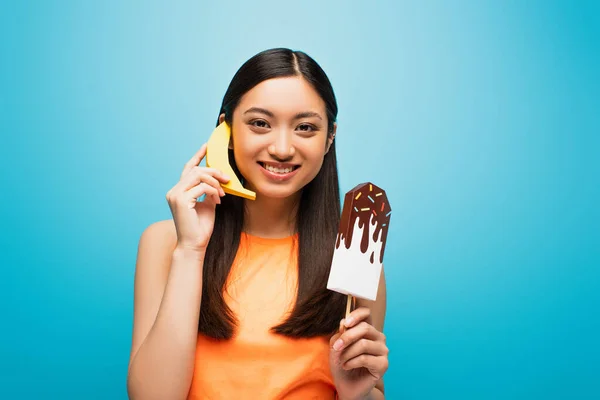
[335,182,392,264]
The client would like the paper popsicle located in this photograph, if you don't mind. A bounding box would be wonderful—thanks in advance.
[327,182,392,303]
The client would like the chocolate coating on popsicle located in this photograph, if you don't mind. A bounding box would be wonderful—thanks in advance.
[335,182,392,264]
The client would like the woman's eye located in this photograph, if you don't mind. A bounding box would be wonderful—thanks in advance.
[297,124,316,132]
[250,120,269,129]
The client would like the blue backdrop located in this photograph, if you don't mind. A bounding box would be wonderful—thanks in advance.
[1,1,598,398]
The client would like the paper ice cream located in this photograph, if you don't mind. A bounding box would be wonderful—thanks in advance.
[327,182,391,301]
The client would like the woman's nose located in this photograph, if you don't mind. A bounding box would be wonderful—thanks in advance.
[267,131,296,160]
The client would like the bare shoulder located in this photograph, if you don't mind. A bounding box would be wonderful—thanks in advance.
[140,219,177,245]
[134,218,179,289]
[135,219,178,279]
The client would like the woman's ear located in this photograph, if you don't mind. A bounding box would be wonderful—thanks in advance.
[325,122,337,154]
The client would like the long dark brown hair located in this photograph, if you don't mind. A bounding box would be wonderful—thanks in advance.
[199,48,346,340]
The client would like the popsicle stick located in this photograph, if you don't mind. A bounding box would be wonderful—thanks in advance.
[345,294,353,318]
[340,294,353,334]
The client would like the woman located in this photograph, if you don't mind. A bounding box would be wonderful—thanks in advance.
[127,48,389,400]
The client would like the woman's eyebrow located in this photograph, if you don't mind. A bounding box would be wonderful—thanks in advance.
[243,107,322,120]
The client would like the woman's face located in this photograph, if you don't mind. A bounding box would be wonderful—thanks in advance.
[220,76,336,200]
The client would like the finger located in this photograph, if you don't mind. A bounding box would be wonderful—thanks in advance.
[186,182,221,209]
[339,338,388,365]
[332,321,384,352]
[202,167,231,183]
[342,354,389,376]
[181,143,207,180]
[330,322,343,347]
[182,166,231,186]
[343,307,372,329]
[182,172,224,196]
[180,169,228,197]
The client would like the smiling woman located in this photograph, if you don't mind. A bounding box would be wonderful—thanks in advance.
[127,48,388,400]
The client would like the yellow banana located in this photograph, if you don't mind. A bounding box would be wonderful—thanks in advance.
[206,122,256,201]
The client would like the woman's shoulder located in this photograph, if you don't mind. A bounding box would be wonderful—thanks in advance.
[141,219,177,242]
[134,220,178,288]
[138,219,177,256]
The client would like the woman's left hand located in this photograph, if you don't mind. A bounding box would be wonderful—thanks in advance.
[329,307,389,400]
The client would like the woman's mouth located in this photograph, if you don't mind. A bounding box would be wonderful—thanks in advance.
[258,162,301,181]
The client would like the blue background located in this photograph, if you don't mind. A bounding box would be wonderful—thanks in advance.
[1,1,598,399]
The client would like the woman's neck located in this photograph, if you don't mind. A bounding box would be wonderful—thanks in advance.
[243,193,300,239]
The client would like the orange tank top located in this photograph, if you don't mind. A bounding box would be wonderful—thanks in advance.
[187,232,336,400]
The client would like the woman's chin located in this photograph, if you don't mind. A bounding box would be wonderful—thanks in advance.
[248,183,303,201]
[257,190,299,200]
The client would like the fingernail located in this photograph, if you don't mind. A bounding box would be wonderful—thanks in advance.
[333,339,344,351]
[344,317,354,327]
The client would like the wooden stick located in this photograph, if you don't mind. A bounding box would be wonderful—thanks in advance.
[345,294,353,318]
[340,294,351,334]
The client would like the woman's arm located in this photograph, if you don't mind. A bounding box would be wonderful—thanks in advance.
[127,220,204,400]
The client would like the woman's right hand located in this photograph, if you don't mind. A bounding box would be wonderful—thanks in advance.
[166,143,230,252]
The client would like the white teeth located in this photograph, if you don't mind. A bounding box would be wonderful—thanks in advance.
[264,164,293,174]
